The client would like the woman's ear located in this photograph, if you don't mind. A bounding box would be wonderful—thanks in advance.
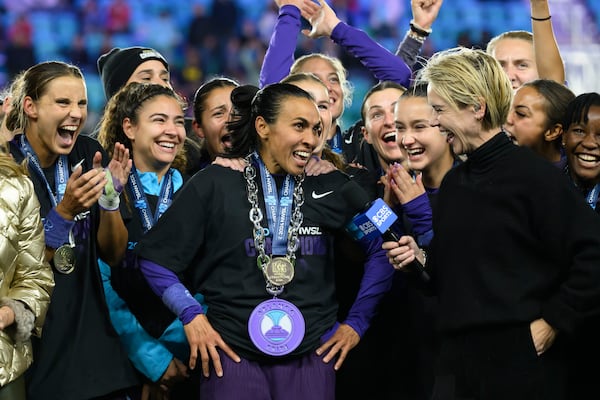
[474,98,486,121]
[23,96,37,119]
[360,125,372,144]
[192,119,205,139]
[545,123,563,143]
[255,116,269,140]
[122,117,136,140]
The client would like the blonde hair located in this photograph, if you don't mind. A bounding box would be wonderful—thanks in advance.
[0,148,28,177]
[291,53,354,108]
[418,47,512,131]
[486,30,533,56]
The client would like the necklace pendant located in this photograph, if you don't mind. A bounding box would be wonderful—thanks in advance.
[263,256,294,286]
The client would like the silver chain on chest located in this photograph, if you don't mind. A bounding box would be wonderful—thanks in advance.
[244,155,305,294]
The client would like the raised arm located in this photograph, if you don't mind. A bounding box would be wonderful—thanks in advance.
[397,0,443,71]
[259,0,321,87]
[302,0,411,86]
[530,0,565,83]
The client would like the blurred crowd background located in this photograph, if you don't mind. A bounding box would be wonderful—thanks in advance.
[1,0,599,131]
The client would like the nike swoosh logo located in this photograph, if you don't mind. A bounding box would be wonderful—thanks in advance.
[344,132,354,144]
[312,190,334,199]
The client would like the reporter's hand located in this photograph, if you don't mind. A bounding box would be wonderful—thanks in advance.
[382,234,422,271]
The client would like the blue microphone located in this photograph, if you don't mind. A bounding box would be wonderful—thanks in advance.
[343,184,431,282]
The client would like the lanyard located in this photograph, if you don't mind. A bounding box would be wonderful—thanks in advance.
[586,184,600,210]
[19,135,68,207]
[128,164,174,232]
[253,152,294,256]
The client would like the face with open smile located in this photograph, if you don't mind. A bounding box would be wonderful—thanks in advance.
[396,96,450,173]
[24,75,87,167]
[427,85,481,156]
[362,87,405,169]
[257,97,321,176]
[193,85,235,160]
[123,95,186,174]
[505,85,549,147]
[564,104,600,187]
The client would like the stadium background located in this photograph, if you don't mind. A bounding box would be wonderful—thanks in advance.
[1,0,599,132]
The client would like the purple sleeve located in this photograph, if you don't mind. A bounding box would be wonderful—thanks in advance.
[330,22,411,88]
[259,5,301,88]
[139,258,204,324]
[342,236,394,337]
[399,193,433,247]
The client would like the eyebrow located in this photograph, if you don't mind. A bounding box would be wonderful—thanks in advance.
[210,104,228,112]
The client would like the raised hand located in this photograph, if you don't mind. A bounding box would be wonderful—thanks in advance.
[104,142,132,192]
[301,0,340,39]
[56,157,106,220]
[385,162,426,206]
[411,0,443,30]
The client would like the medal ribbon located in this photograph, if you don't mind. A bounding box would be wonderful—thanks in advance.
[253,152,294,256]
[128,164,175,232]
[19,135,68,207]
[586,184,600,210]
[328,130,343,154]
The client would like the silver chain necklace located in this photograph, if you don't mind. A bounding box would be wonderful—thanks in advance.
[244,154,305,296]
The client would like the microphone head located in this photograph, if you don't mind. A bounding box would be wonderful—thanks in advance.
[345,198,398,241]
[340,179,372,213]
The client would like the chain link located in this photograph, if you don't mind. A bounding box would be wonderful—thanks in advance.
[244,155,305,295]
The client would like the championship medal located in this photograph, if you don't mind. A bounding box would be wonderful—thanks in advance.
[248,298,305,356]
[263,257,294,287]
[53,245,76,274]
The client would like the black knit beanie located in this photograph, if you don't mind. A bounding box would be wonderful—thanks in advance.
[97,46,169,99]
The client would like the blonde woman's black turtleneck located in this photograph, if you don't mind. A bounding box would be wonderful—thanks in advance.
[429,132,600,335]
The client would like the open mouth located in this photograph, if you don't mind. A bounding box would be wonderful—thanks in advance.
[575,153,600,166]
[406,147,425,157]
[221,133,232,148]
[383,132,396,143]
[57,125,78,146]
[157,141,176,150]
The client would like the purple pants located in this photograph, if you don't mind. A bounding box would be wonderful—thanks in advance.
[200,349,336,400]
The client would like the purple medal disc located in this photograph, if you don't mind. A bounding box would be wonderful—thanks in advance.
[248,298,305,356]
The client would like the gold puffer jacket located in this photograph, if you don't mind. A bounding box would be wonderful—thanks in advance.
[0,167,54,387]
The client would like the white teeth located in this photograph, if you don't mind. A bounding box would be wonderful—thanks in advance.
[578,154,600,162]
[383,132,396,142]
[295,151,310,159]
[60,126,78,131]
[407,148,424,155]
[158,142,175,149]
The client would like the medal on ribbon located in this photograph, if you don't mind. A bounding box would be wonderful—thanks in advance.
[53,244,76,274]
[245,154,306,356]
[263,256,295,287]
